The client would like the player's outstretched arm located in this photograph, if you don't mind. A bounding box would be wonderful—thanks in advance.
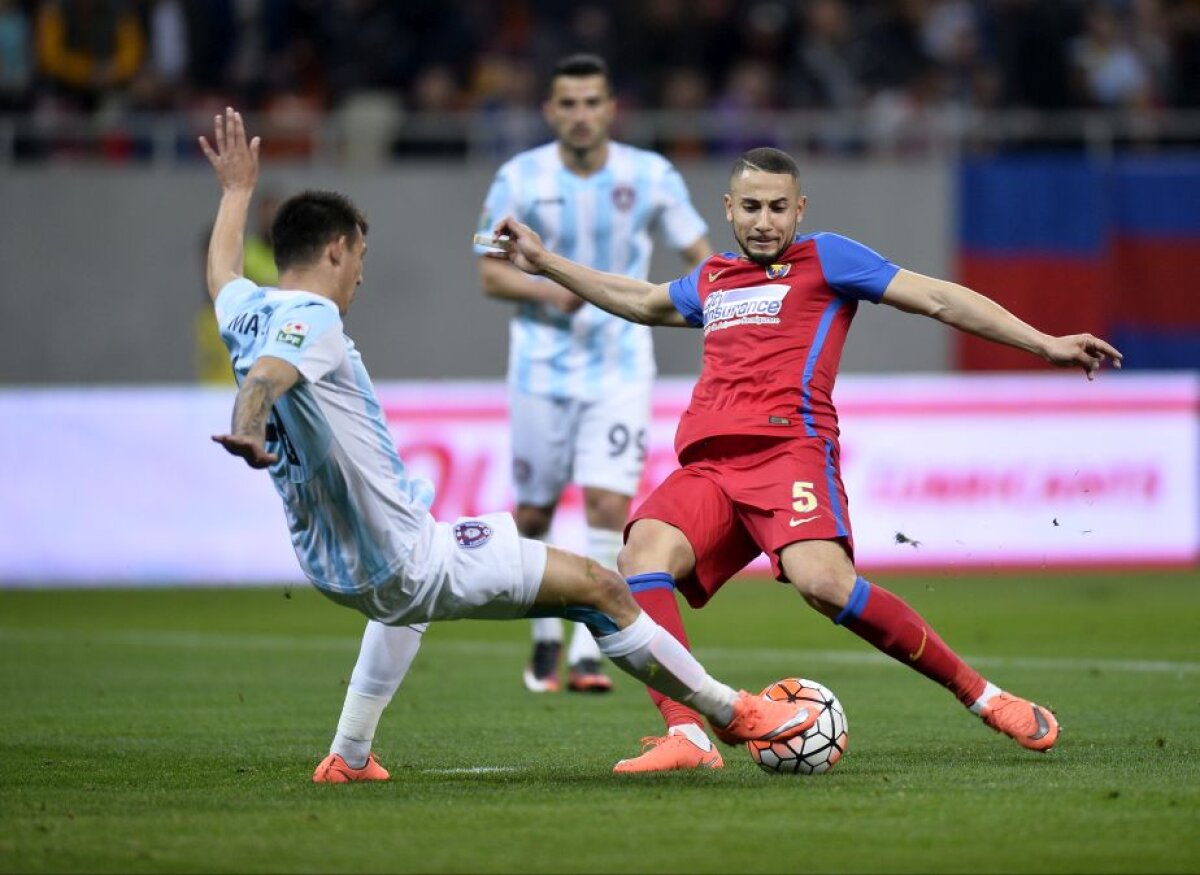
[488,217,690,327]
[478,256,583,314]
[199,107,261,301]
[881,269,1123,380]
[212,355,300,469]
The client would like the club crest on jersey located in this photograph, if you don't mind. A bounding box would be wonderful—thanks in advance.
[766,263,791,280]
[276,320,309,347]
[612,185,636,212]
[454,520,493,549]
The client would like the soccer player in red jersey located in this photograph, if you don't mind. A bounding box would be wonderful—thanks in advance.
[489,146,1123,772]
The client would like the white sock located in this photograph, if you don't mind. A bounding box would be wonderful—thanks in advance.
[531,616,563,643]
[969,681,1002,715]
[586,526,623,571]
[331,691,389,769]
[330,621,426,767]
[669,723,714,751]
[596,613,737,725]
[563,526,624,666]
[567,622,601,664]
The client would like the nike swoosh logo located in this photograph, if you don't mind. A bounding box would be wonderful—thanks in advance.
[763,707,812,740]
[1028,707,1051,741]
[707,269,728,282]
[789,515,820,527]
[908,627,928,661]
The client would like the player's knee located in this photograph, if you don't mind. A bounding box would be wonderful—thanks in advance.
[617,521,691,578]
[582,488,631,530]
[585,563,636,618]
[515,505,553,539]
[792,570,855,618]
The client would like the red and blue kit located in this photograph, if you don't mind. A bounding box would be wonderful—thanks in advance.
[630,233,900,601]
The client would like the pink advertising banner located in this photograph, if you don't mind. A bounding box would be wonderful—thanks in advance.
[1,373,1195,586]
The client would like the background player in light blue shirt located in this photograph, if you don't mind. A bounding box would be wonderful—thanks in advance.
[201,107,816,782]
[477,54,712,693]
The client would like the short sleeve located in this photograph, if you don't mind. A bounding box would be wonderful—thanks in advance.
[656,163,708,251]
[214,277,258,322]
[813,233,901,302]
[667,264,705,327]
[260,300,346,383]
[474,164,517,255]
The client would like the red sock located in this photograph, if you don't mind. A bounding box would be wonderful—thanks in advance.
[627,573,705,730]
[839,577,986,707]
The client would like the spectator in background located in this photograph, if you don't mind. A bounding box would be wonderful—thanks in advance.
[787,0,866,154]
[1070,2,1154,109]
[992,0,1078,110]
[1169,0,1200,108]
[0,0,29,112]
[35,0,145,111]
[654,66,712,160]
[391,63,468,158]
[713,59,783,155]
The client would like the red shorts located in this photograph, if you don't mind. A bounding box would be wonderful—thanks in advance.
[628,435,853,608]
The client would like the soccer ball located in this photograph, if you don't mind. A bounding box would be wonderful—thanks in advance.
[746,677,848,775]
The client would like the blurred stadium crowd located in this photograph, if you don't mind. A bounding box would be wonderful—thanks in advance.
[1,0,1198,160]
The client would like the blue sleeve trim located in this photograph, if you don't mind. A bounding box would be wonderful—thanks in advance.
[667,264,704,327]
[524,605,621,636]
[813,233,900,302]
[626,572,676,594]
[833,576,871,626]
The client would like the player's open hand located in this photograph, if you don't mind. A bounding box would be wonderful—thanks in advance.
[1043,333,1124,380]
[489,217,547,275]
[211,433,278,469]
[198,107,260,194]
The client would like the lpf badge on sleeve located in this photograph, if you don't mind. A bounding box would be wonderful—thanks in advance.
[276,321,309,347]
[454,521,493,549]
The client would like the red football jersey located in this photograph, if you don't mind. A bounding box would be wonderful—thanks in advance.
[666,232,900,457]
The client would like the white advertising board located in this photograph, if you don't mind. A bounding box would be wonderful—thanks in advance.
[0,373,1195,586]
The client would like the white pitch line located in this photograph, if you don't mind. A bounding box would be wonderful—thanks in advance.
[421,766,525,775]
[1,627,1197,675]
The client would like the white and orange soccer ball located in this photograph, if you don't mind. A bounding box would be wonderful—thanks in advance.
[746,678,848,775]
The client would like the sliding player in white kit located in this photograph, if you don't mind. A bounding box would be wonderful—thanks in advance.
[477,54,711,692]
[200,109,816,782]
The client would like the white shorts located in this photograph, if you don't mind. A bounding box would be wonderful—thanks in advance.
[323,512,547,627]
[509,380,651,507]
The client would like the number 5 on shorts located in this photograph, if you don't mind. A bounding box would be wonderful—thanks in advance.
[792,481,819,513]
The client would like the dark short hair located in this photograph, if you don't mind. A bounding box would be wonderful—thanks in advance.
[271,190,369,272]
[730,148,802,188]
[550,53,612,93]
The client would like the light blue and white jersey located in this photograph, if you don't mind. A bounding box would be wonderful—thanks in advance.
[477,141,707,401]
[215,278,435,596]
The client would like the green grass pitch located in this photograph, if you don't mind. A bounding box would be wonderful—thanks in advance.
[1,570,1197,873]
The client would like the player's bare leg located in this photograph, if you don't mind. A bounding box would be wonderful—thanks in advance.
[516,503,566,692]
[530,545,816,759]
[609,520,724,772]
[570,485,635,693]
[779,539,1059,752]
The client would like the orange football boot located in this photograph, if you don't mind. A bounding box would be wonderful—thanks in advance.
[568,658,613,693]
[711,690,817,745]
[613,732,725,773]
[312,752,390,783]
[980,692,1060,751]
